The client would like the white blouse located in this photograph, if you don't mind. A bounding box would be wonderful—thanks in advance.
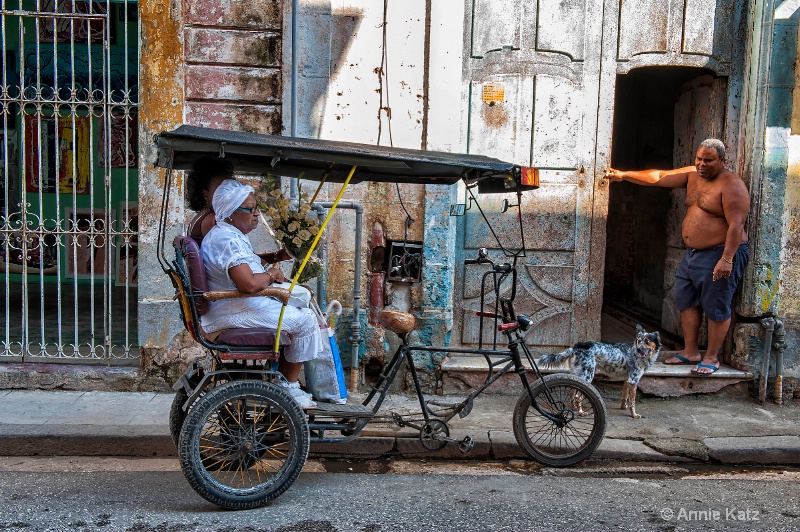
[199,221,280,332]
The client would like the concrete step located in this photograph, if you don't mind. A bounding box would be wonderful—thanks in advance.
[440,350,754,398]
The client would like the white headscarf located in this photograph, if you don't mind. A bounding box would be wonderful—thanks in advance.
[212,179,254,222]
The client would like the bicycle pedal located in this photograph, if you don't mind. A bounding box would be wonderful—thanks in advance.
[459,436,474,454]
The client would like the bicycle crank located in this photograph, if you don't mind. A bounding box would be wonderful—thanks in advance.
[419,421,474,454]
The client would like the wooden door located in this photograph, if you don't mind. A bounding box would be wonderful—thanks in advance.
[455,0,604,351]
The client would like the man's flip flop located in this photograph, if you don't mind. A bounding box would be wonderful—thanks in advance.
[664,355,697,365]
[691,363,720,376]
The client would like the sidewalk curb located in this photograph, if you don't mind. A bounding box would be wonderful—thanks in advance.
[4,428,797,467]
[0,434,175,457]
[703,435,800,465]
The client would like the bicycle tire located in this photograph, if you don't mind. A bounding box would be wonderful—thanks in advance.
[168,388,188,449]
[513,374,606,467]
[178,380,309,509]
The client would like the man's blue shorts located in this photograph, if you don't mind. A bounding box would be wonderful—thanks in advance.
[675,242,749,322]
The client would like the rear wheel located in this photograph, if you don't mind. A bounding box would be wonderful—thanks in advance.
[178,380,309,509]
[513,374,606,467]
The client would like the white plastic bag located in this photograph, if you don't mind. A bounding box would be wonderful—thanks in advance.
[304,299,348,404]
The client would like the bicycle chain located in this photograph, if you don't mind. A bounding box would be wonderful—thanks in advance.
[310,412,450,458]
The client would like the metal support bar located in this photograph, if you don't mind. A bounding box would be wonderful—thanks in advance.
[758,317,775,403]
[772,318,786,405]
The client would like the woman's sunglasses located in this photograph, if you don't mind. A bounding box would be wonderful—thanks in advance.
[236,206,260,214]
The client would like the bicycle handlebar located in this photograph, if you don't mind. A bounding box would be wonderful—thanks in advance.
[464,256,512,274]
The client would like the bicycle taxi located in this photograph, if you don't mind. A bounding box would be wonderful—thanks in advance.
[155,125,607,510]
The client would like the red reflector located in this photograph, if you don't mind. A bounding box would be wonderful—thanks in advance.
[475,311,499,318]
[498,323,518,331]
[521,167,539,188]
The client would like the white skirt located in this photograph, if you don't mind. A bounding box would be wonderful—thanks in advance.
[202,296,322,363]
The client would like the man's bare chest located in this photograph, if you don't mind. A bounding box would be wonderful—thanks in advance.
[686,180,723,216]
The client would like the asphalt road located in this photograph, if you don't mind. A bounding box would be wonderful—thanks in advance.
[0,458,798,531]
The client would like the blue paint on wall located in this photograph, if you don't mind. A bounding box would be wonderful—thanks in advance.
[412,183,458,370]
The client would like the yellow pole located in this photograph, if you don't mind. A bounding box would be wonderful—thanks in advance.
[309,171,329,204]
[273,165,358,353]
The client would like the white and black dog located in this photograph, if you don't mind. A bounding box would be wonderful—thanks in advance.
[538,325,662,419]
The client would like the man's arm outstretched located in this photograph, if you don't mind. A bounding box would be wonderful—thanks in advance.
[604,166,695,188]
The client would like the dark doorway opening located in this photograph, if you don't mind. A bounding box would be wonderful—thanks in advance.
[603,66,718,345]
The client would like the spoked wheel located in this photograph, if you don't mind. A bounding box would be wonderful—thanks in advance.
[169,388,189,448]
[178,380,309,510]
[513,374,606,467]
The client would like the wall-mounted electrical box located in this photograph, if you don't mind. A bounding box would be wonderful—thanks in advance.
[386,241,423,283]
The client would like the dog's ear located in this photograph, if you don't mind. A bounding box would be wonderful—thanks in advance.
[654,331,661,345]
[636,323,644,335]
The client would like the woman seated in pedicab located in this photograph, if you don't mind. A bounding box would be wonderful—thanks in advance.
[186,155,292,263]
[199,179,322,409]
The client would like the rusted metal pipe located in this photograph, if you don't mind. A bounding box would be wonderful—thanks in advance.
[758,317,775,404]
[313,201,363,392]
[369,272,385,324]
[368,223,386,325]
[772,319,786,405]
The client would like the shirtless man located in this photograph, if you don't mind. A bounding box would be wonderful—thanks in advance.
[604,138,750,375]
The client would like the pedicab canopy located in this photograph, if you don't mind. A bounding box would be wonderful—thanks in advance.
[155,125,538,193]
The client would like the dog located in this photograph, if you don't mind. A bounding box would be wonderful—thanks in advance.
[538,324,662,419]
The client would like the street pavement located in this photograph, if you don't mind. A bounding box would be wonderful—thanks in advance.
[0,386,799,466]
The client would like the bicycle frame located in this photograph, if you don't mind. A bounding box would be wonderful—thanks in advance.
[355,258,568,433]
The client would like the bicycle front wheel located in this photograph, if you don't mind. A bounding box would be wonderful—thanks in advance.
[513,374,606,467]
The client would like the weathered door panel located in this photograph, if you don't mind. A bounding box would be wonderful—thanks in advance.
[615,0,742,74]
[457,0,601,351]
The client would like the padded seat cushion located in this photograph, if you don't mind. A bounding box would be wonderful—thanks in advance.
[174,236,210,316]
[214,328,292,347]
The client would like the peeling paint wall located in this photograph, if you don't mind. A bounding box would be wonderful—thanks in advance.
[134,0,800,399]
[138,0,187,362]
[138,0,284,378]
[185,0,283,133]
[732,1,800,399]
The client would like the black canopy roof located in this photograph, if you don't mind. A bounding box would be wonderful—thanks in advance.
[156,125,531,191]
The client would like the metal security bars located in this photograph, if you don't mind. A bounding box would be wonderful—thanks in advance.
[0,0,138,363]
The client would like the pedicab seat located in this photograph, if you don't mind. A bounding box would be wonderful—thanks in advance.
[172,236,292,360]
[378,309,416,335]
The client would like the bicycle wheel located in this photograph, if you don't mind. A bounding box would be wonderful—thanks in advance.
[169,388,188,448]
[179,380,309,510]
[513,374,606,467]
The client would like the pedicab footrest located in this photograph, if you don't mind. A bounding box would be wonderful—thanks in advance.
[307,402,374,418]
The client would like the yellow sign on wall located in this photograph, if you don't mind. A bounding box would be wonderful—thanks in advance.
[482,83,505,103]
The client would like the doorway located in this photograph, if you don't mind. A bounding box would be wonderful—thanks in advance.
[602,66,724,346]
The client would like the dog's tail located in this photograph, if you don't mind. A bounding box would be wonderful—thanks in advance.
[538,348,574,368]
